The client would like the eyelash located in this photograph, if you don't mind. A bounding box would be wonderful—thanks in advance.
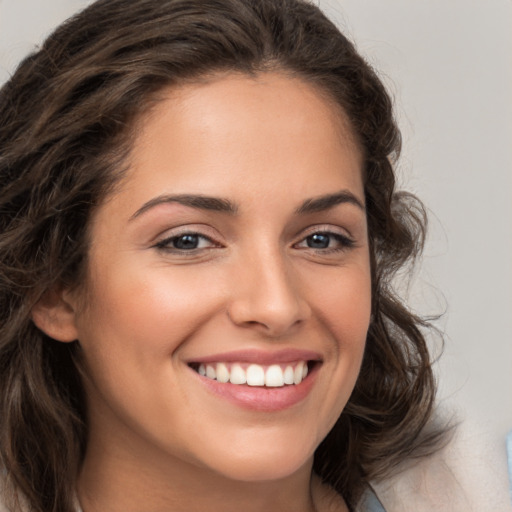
[295,231,355,253]
[154,229,355,255]
[154,232,218,253]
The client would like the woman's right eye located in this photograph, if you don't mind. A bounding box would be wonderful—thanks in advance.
[154,233,218,252]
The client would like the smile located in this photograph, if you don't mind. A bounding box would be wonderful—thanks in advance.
[193,361,309,387]
[187,350,322,411]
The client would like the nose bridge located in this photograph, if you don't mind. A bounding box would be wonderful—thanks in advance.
[227,243,310,336]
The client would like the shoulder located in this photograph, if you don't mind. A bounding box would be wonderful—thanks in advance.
[372,420,512,512]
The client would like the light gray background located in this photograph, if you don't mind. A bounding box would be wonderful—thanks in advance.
[1,0,511,506]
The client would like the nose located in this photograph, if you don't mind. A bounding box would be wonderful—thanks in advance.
[226,250,311,337]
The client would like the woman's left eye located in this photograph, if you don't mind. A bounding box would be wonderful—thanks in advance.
[295,231,354,251]
[155,233,217,252]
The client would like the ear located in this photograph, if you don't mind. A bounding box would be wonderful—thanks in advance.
[31,288,79,343]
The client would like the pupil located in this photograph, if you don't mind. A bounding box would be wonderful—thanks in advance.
[308,233,330,249]
[174,234,199,250]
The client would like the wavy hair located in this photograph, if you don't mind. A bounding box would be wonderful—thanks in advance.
[0,0,444,510]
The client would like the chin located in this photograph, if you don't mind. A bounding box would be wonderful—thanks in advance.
[196,436,316,483]
[214,457,311,483]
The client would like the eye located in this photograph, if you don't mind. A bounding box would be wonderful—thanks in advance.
[295,231,354,252]
[155,232,217,252]
[306,233,332,249]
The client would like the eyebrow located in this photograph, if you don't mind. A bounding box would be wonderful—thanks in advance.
[130,194,238,220]
[129,189,364,221]
[295,190,365,214]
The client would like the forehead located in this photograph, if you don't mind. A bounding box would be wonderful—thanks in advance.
[140,71,356,137]
[97,72,364,224]
[133,73,360,179]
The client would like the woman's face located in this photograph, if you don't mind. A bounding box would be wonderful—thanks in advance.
[72,72,371,482]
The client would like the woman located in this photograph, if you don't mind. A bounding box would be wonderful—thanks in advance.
[0,1,445,511]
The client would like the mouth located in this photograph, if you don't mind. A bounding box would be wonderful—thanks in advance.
[186,349,322,411]
[188,360,318,388]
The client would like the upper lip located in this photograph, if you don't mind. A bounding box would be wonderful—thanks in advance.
[186,348,322,365]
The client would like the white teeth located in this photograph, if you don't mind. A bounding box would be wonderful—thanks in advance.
[294,361,304,385]
[265,365,284,387]
[196,361,312,387]
[216,363,230,383]
[206,365,216,380]
[229,363,247,385]
[246,364,265,386]
[283,365,295,385]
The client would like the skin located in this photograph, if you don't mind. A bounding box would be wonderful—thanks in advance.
[34,72,371,512]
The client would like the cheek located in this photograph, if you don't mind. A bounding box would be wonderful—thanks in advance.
[308,263,371,415]
[312,263,372,343]
[73,261,229,437]
[73,260,235,415]
[78,261,223,353]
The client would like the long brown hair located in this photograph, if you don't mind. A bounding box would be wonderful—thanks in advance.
[0,1,445,510]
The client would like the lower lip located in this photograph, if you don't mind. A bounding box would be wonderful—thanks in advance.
[190,364,319,412]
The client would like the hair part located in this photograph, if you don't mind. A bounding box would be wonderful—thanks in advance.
[0,1,446,510]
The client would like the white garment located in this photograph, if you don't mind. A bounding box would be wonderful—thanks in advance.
[373,420,512,512]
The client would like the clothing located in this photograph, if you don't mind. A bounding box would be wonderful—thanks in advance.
[5,422,512,512]
[358,487,387,512]
[507,430,512,504]
[371,420,512,512]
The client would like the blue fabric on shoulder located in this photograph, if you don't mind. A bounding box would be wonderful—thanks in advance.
[507,430,512,504]
[358,486,386,512]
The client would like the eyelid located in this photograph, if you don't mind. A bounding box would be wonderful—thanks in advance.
[150,223,356,254]
[155,233,217,251]
[152,225,223,251]
[296,224,354,241]
[292,224,356,252]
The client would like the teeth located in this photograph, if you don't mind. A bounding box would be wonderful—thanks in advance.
[265,365,284,387]
[293,362,304,385]
[206,364,216,380]
[195,361,311,387]
[216,363,230,383]
[246,364,265,386]
[229,363,247,385]
[283,365,295,385]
